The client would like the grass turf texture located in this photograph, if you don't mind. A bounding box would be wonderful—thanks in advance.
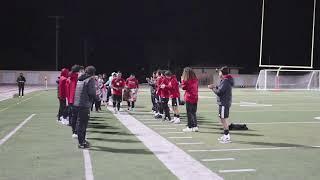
[0,89,319,179]
[129,89,320,180]
[0,90,176,180]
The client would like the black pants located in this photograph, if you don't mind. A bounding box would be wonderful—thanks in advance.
[156,96,163,114]
[186,102,197,128]
[91,100,101,111]
[112,94,122,110]
[58,99,67,120]
[161,98,171,120]
[127,101,135,108]
[151,93,157,111]
[18,84,24,96]
[76,107,90,145]
[71,106,79,134]
[106,87,112,102]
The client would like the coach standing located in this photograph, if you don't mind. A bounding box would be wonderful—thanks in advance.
[16,73,26,98]
[74,66,96,149]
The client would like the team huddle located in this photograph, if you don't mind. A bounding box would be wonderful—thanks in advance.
[56,64,234,149]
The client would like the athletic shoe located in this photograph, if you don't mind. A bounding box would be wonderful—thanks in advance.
[78,140,91,149]
[192,127,199,132]
[173,118,181,124]
[170,117,176,123]
[182,127,193,132]
[218,134,231,143]
[155,114,162,119]
[72,134,78,139]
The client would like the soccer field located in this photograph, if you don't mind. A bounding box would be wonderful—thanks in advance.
[0,88,319,180]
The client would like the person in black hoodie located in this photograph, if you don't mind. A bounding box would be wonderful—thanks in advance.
[73,66,96,149]
[208,66,234,143]
[16,73,26,98]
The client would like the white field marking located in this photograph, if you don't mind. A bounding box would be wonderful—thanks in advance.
[168,137,193,139]
[18,97,32,104]
[240,104,272,107]
[177,142,204,145]
[0,107,9,112]
[244,121,320,125]
[107,107,223,180]
[219,169,256,173]
[150,124,171,127]
[139,119,158,121]
[0,114,36,146]
[314,117,320,120]
[83,149,94,180]
[202,158,235,162]
[155,128,177,130]
[312,146,320,148]
[143,121,163,124]
[198,109,320,113]
[161,132,185,134]
[240,101,257,104]
[188,147,296,152]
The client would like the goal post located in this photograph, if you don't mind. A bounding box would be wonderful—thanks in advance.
[256,69,320,91]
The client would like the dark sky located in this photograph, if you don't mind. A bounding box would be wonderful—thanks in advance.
[1,0,319,75]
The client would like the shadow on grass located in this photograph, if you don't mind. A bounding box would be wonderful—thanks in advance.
[201,131,264,137]
[87,124,117,129]
[90,146,154,154]
[235,141,310,148]
[87,137,139,143]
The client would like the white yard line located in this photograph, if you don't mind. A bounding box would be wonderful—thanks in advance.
[0,114,36,146]
[240,104,272,107]
[107,107,223,180]
[83,149,94,180]
[314,117,320,120]
[0,107,9,112]
[168,137,193,139]
[219,169,256,173]
[143,121,163,124]
[155,128,177,130]
[188,147,296,152]
[202,158,235,162]
[161,132,185,134]
[177,142,204,145]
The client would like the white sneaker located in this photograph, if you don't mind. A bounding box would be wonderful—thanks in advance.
[173,118,181,124]
[183,127,193,132]
[72,134,78,139]
[218,134,231,143]
[170,117,176,123]
[192,127,199,132]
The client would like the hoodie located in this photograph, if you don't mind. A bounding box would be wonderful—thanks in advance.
[181,78,198,104]
[58,68,69,99]
[213,75,234,107]
[73,74,96,108]
[167,75,180,99]
[67,72,78,104]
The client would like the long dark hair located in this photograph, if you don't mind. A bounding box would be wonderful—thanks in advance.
[181,67,197,81]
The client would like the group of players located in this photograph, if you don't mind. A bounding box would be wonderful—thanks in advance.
[56,64,233,148]
[56,65,139,148]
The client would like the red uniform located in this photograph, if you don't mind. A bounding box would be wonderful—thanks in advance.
[156,76,164,96]
[181,78,198,104]
[58,68,69,100]
[126,77,139,89]
[112,77,125,96]
[167,75,180,98]
[159,77,170,98]
[66,72,78,104]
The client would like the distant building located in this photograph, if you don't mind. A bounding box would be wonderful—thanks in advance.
[190,65,242,86]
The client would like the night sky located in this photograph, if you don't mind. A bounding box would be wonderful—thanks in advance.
[1,0,319,75]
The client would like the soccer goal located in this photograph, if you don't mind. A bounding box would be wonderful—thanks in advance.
[256,69,320,90]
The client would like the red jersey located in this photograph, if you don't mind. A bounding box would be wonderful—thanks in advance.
[159,77,170,98]
[112,77,125,95]
[58,68,69,100]
[156,76,164,96]
[126,77,139,89]
[181,78,198,104]
[66,72,78,104]
[167,75,180,98]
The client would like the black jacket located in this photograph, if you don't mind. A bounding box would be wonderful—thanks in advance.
[74,74,96,108]
[17,76,26,86]
[213,75,234,107]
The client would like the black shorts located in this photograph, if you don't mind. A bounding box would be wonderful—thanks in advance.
[112,94,122,102]
[219,105,230,119]
[171,98,179,107]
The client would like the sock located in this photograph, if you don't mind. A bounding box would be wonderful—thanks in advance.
[224,130,229,135]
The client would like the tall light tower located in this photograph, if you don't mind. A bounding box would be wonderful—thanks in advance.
[49,16,63,71]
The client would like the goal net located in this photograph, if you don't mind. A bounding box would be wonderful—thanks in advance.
[256,69,320,90]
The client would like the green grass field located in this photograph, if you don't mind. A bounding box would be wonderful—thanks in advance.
[0,88,319,180]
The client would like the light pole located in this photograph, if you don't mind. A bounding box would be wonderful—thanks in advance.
[49,16,63,71]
